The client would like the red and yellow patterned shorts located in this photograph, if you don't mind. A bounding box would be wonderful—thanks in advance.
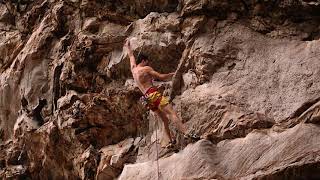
[140,87,169,111]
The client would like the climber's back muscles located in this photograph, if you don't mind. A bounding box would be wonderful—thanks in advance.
[124,40,174,94]
[132,66,154,94]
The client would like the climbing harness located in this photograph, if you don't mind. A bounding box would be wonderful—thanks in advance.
[140,87,169,111]
[139,95,149,107]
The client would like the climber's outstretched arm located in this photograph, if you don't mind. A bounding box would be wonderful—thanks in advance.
[124,40,136,70]
[147,67,175,81]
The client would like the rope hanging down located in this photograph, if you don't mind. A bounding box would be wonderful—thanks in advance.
[130,38,160,179]
[155,115,161,180]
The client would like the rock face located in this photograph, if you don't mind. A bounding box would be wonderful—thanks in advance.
[120,124,320,180]
[1,0,320,179]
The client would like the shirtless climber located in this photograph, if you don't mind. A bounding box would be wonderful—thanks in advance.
[124,39,199,148]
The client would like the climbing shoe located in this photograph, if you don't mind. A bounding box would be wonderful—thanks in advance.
[165,139,176,149]
[184,133,200,142]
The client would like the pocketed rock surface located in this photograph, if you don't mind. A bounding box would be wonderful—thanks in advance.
[1,0,320,179]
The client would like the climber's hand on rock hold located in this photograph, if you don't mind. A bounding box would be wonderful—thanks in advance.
[124,39,131,50]
[124,39,134,58]
[124,38,136,70]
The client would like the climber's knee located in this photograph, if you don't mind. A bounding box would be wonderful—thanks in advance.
[165,105,181,123]
[155,110,169,123]
[161,104,175,116]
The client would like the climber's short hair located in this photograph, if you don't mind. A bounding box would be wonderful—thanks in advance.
[137,54,148,64]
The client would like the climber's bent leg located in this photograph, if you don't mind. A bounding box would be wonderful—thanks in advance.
[160,104,187,135]
[154,110,173,142]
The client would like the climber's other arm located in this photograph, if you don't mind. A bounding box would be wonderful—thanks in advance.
[124,39,136,70]
[147,67,175,81]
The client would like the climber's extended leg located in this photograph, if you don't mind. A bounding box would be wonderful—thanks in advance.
[161,103,200,141]
[160,104,187,135]
[154,110,173,143]
[143,86,199,144]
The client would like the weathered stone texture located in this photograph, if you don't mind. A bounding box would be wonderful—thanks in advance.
[1,0,320,179]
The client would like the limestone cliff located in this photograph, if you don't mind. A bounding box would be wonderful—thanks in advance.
[1,0,320,179]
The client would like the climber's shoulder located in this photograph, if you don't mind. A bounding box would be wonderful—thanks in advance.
[143,66,154,72]
[133,66,151,71]
[132,66,153,76]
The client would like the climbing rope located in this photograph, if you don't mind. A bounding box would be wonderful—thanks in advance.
[131,38,160,178]
[136,40,161,179]
[155,114,161,180]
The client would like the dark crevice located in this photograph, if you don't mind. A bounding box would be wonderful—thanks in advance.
[0,129,4,141]
[227,63,236,70]
[74,124,104,135]
[0,159,5,168]
[54,18,69,39]
[60,34,73,55]
[290,97,320,119]
[225,119,233,129]
[254,161,320,180]
[21,96,30,114]
[31,99,47,126]
[59,95,80,111]
[22,1,49,34]
[302,31,320,41]
[65,84,88,94]
[53,64,64,111]
[21,96,28,107]
[52,2,70,39]
[240,0,249,12]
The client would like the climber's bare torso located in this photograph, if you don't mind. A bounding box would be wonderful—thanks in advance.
[132,66,154,94]
[124,39,200,144]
